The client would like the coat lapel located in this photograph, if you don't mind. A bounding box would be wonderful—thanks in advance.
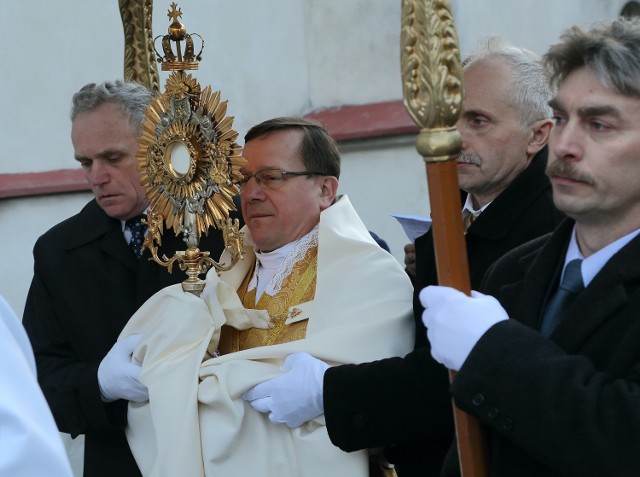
[496,219,573,329]
[470,147,550,240]
[495,222,640,354]
[553,234,640,352]
[102,226,139,272]
[65,199,138,272]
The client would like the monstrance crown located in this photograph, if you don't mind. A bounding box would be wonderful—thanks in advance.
[139,2,245,295]
[154,2,203,71]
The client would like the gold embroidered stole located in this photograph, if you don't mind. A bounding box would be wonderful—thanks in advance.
[218,245,317,354]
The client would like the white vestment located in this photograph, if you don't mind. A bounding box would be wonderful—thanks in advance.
[0,296,73,477]
[121,196,414,476]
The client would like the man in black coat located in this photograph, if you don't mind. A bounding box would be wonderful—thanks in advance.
[421,18,640,475]
[242,38,563,476]
[23,81,236,477]
[412,146,562,349]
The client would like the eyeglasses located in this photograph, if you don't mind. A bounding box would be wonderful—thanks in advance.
[238,168,324,191]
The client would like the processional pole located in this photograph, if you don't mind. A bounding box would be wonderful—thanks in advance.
[119,0,160,93]
[400,1,489,475]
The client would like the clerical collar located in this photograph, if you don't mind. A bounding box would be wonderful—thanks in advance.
[248,225,319,303]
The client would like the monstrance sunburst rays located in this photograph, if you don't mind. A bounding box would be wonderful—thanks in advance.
[138,74,244,239]
[135,3,246,295]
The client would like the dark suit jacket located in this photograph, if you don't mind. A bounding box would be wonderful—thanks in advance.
[323,148,564,477]
[23,199,236,477]
[443,219,640,476]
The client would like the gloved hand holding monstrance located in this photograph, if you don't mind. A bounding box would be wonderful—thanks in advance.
[138,1,245,296]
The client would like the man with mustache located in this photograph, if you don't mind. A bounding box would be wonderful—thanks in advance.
[410,37,565,351]
[421,17,640,475]
[405,37,564,289]
[22,81,237,477]
[244,39,563,476]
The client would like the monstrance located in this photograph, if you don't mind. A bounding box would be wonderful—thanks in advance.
[138,2,245,295]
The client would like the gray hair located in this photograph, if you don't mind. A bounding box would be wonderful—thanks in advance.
[543,17,640,98]
[70,80,153,135]
[463,37,553,128]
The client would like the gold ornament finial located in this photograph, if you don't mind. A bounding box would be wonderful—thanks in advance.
[167,2,182,23]
[401,0,464,162]
[119,0,160,92]
[139,3,245,295]
[154,2,204,71]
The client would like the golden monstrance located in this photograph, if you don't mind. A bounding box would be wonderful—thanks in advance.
[138,2,245,295]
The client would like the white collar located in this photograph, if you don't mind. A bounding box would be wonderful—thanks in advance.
[248,225,319,301]
[462,194,491,217]
[564,226,640,287]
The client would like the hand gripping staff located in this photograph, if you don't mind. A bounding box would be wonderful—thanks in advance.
[400,1,489,475]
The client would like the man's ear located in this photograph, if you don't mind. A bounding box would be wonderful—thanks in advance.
[319,176,339,210]
[526,118,553,157]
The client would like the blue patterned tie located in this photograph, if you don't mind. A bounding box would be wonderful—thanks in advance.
[540,259,584,336]
[125,215,148,260]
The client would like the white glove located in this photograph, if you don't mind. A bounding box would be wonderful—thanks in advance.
[97,335,148,402]
[243,352,329,428]
[420,286,508,371]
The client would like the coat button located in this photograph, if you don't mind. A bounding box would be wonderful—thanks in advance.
[350,413,367,430]
[487,407,499,420]
[70,414,82,428]
[501,418,513,431]
[471,393,485,407]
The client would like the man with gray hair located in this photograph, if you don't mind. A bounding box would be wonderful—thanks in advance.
[421,17,640,475]
[23,80,234,477]
[243,38,563,476]
[411,36,564,340]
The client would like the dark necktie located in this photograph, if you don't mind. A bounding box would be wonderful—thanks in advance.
[540,258,584,337]
[125,215,148,260]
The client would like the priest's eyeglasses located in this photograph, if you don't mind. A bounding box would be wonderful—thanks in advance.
[238,168,324,191]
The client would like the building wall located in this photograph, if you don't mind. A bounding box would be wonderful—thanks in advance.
[1,3,637,472]
[2,0,636,311]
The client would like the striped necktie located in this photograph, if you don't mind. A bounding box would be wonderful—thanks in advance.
[462,209,477,233]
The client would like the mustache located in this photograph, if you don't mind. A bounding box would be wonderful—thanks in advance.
[457,152,481,166]
[546,159,595,185]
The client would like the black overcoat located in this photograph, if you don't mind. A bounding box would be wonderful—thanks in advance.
[443,219,640,476]
[23,199,234,477]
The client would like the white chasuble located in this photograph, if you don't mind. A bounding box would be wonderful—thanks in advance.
[121,195,414,477]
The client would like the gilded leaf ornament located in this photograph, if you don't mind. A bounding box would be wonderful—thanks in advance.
[119,0,160,92]
[401,0,463,130]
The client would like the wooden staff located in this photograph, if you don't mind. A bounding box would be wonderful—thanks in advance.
[400,1,489,475]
